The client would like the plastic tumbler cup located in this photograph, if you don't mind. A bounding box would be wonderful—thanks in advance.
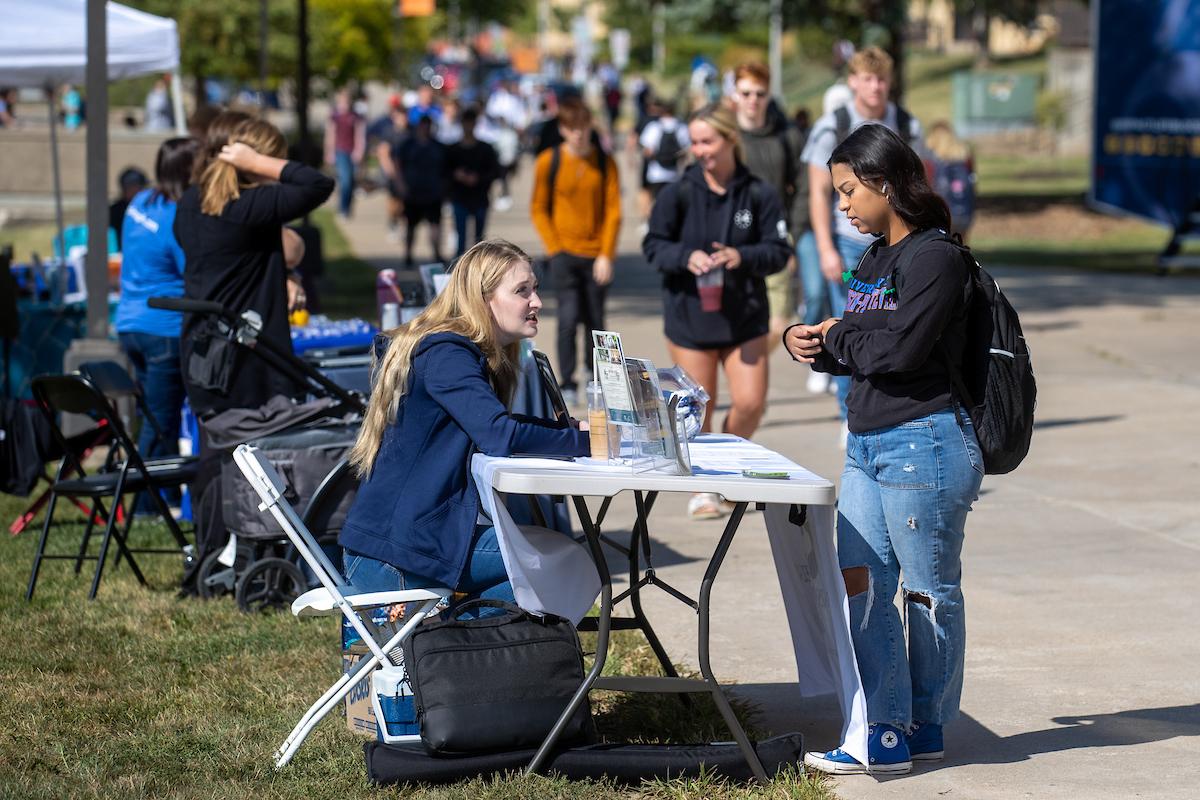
[696,268,724,312]
[587,381,610,459]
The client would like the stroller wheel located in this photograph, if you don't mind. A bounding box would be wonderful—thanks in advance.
[196,544,255,600]
[235,557,306,613]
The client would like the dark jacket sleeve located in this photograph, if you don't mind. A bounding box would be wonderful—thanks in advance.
[226,162,335,227]
[642,182,691,275]
[823,241,969,376]
[736,180,793,277]
[420,342,589,457]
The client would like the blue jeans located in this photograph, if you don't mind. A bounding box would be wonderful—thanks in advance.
[334,151,355,216]
[343,524,515,609]
[837,407,984,730]
[451,201,488,258]
[117,331,183,512]
[829,234,872,420]
[797,230,829,326]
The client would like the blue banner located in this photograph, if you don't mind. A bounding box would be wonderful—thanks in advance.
[1091,0,1200,229]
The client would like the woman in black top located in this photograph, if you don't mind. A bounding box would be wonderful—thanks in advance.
[174,117,334,416]
[785,124,983,775]
[642,104,791,519]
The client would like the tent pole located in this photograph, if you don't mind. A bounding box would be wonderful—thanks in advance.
[85,0,108,339]
[171,69,186,135]
[46,86,66,273]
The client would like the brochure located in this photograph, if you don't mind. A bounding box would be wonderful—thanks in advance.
[591,330,636,425]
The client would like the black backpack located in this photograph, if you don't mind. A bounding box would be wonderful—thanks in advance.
[891,228,1036,475]
[654,123,684,169]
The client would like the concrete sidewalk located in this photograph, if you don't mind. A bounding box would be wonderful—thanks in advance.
[333,160,1200,799]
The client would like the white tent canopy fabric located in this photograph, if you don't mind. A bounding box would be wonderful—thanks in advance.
[0,0,180,88]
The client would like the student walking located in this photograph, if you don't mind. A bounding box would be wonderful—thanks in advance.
[785,124,983,775]
[730,62,807,355]
[803,47,923,443]
[530,97,621,405]
[325,88,366,218]
[643,104,791,519]
[446,106,499,258]
[395,116,448,266]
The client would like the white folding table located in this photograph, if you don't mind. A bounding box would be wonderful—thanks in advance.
[472,434,869,782]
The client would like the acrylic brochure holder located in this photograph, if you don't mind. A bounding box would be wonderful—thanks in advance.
[590,351,690,476]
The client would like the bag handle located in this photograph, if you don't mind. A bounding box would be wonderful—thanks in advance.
[446,598,525,621]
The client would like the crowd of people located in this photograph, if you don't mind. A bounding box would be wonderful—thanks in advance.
[93,45,984,779]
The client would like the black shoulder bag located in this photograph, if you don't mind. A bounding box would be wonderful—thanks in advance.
[402,599,596,755]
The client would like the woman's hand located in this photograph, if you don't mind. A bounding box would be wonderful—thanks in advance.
[219,142,287,181]
[709,241,742,269]
[818,317,840,339]
[783,323,825,363]
[687,249,714,275]
[218,142,261,172]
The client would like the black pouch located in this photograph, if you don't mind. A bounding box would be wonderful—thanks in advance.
[402,599,595,755]
[186,318,239,395]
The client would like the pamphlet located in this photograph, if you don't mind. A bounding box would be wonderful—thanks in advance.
[591,330,636,425]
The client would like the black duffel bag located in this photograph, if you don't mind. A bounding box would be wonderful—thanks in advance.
[402,599,596,755]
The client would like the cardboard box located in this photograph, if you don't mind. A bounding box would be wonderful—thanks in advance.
[343,647,378,738]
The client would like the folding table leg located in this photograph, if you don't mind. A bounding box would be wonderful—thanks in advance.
[526,496,613,776]
[696,502,769,783]
[626,491,681,681]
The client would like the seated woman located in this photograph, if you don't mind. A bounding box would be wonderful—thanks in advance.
[340,239,591,603]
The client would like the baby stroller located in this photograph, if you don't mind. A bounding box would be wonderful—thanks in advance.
[148,296,369,612]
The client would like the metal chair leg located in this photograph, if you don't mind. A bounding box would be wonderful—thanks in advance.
[26,492,59,601]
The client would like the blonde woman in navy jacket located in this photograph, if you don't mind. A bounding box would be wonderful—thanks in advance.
[340,239,590,603]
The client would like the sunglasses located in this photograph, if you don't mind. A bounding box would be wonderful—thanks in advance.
[738,89,768,99]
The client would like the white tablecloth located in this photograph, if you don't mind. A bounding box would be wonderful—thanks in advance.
[469,435,868,764]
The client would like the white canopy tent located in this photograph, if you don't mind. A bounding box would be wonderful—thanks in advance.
[0,0,185,334]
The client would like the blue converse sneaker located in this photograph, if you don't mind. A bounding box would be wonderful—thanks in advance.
[906,721,944,761]
[803,723,912,775]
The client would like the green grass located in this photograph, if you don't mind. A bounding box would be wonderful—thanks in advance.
[0,494,836,800]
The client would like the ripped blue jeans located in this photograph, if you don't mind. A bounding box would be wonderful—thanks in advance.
[837,407,984,730]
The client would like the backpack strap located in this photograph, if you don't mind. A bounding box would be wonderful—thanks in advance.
[895,105,915,146]
[546,144,561,219]
[834,106,852,144]
[890,228,978,423]
[779,128,796,202]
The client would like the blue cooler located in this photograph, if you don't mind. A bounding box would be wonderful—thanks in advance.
[371,664,420,743]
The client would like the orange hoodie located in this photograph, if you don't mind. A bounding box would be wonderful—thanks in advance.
[530,145,621,259]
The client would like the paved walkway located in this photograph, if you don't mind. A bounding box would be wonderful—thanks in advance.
[333,157,1200,799]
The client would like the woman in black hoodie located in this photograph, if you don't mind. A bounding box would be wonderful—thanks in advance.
[642,103,792,519]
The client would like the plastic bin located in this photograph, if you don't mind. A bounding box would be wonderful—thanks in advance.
[371,664,421,743]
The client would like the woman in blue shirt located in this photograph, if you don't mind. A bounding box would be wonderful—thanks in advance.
[114,136,199,512]
[340,239,590,602]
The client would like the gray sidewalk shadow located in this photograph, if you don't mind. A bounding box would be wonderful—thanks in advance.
[732,691,1200,771]
[586,526,701,573]
[932,704,1200,770]
[1033,414,1124,430]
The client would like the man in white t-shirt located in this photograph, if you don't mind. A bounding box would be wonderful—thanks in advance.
[801,46,923,438]
[638,99,690,202]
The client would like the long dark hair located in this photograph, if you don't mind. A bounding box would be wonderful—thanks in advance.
[829,123,951,233]
[151,137,200,203]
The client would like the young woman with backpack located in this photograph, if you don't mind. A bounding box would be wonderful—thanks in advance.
[642,104,791,519]
[783,123,984,775]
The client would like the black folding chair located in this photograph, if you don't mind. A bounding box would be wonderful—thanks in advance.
[27,373,196,601]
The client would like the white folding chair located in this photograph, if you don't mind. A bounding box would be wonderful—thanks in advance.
[232,444,452,768]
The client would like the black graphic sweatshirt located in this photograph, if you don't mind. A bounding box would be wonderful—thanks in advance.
[814,231,973,433]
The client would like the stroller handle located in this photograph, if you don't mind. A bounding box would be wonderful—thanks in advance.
[148,296,229,317]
